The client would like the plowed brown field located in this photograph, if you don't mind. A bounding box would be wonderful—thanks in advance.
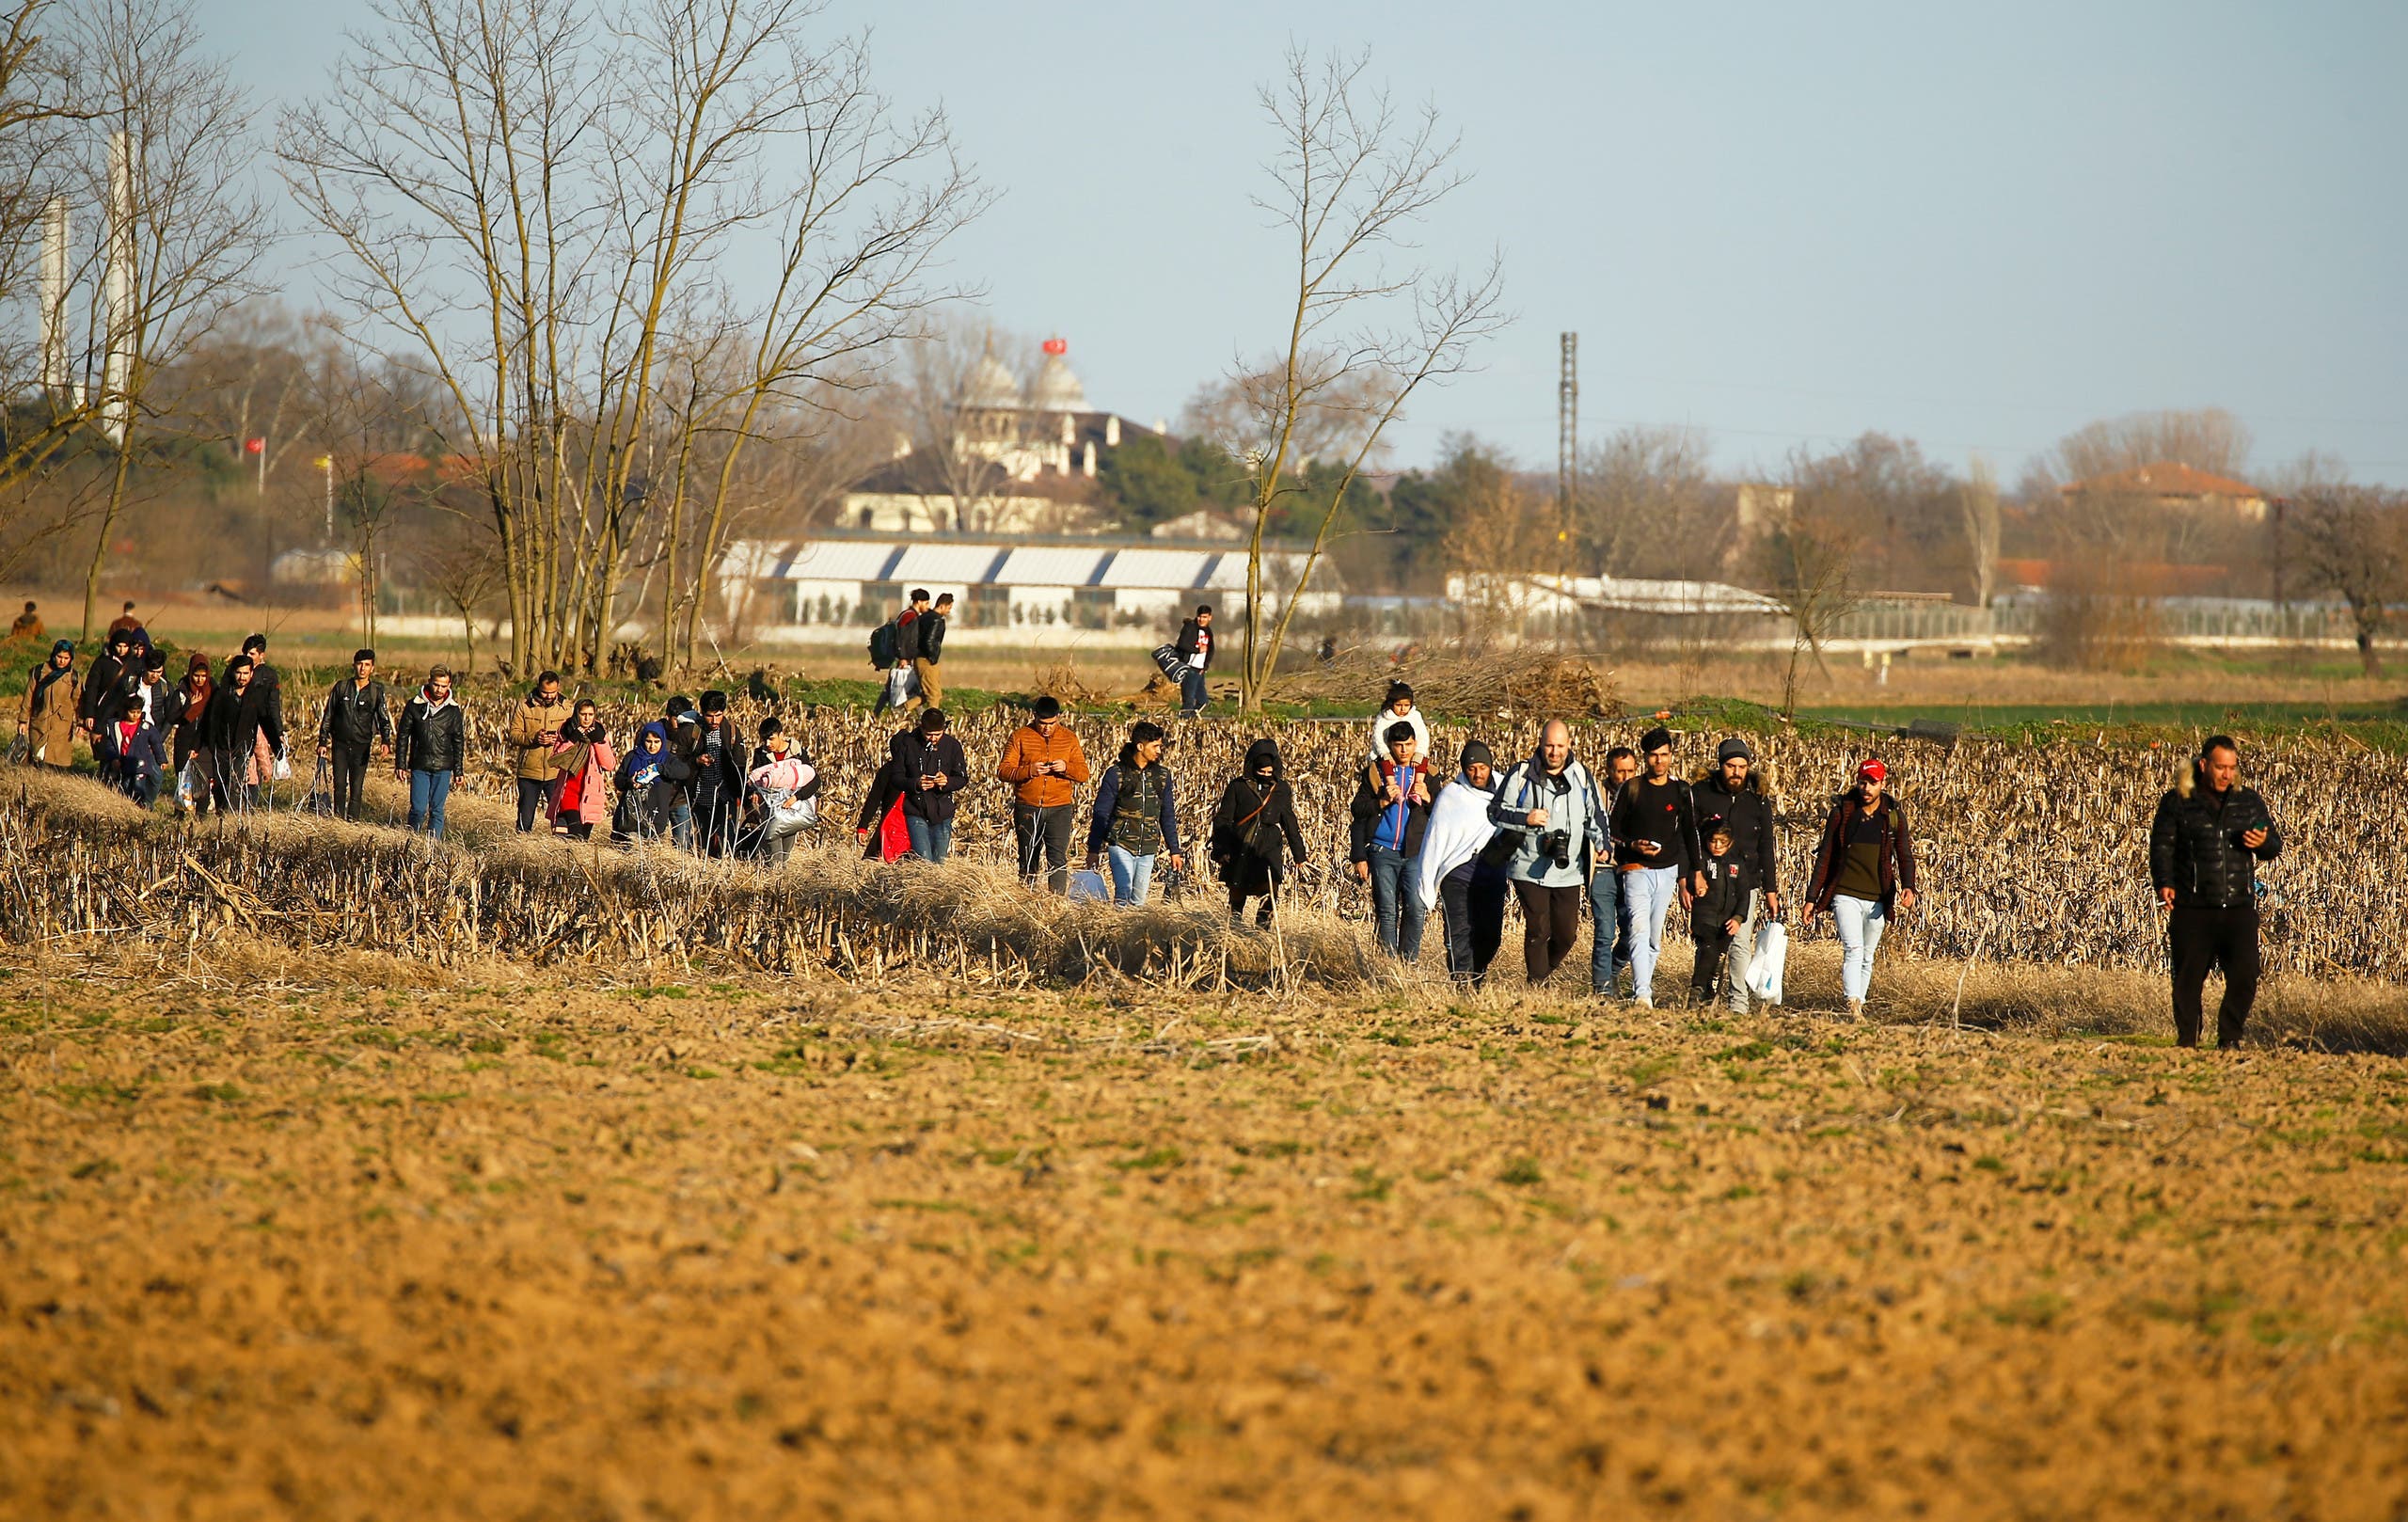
[5,959,2406,1520]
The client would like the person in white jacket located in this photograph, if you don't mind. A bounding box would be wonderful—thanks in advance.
[1367,681,1433,761]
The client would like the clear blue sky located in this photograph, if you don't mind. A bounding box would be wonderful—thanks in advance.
[214,0,2408,485]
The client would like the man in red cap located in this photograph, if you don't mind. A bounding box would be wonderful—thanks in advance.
[1804,756,1918,1017]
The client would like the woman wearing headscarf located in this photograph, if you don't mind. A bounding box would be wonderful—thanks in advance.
[16,640,81,768]
[166,653,214,811]
[1086,720,1181,907]
[547,700,618,840]
[612,720,696,845]
[1210,737,1307,927]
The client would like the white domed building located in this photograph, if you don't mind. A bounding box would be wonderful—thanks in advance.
[841,336,1159,534]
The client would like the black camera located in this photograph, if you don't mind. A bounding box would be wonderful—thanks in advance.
[1542,830,1571,868]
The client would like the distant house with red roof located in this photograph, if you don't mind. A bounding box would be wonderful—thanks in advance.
[2060,461,2270,522]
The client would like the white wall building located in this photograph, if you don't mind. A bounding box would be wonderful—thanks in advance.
[723,532,1339,649]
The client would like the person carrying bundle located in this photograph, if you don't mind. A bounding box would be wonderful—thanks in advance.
[747,719,820,866]
[1413,739,1510,987]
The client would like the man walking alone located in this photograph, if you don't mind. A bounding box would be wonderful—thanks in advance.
[2149,735,2282,1050]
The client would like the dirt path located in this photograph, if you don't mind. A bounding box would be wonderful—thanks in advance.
[4,965,2404,1519]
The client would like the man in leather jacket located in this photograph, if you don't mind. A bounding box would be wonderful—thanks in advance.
[2148,735,2282,1050]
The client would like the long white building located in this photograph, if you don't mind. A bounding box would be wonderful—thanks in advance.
[720,531,1340,648]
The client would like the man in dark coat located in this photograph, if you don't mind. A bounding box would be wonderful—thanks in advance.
[686,690,748,855]
[863,708,967,863]
[394,666,467,838]
[1694,736,1781,1014]
[2149,735,2283,1050]
[317,648,391,821]
[1172,604,1213,717]
[200,656,283,812]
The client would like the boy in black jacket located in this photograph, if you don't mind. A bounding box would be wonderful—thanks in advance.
[1689,819,1749,1006]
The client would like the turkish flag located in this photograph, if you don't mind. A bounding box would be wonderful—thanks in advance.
[243,437,264,454]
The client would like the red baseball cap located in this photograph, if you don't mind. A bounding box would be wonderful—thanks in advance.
[1855,758,1887,782]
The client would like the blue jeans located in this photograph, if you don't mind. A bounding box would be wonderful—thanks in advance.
[1831,895,1887,1002]
[905,815,954,863]
[407,769,454,838]
[1366,845,1426,959]
[1587,869,1620,992]
[1107,843,1156,906]
[1624,865,1680,1006]
[1180,669,1208,714]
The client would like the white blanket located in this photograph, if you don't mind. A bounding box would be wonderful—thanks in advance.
[1413,777,1500,913]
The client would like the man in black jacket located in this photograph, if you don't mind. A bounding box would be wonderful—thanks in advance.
[1694,736,1780,1014]
[317,649,391,821]
[394,666,467,839]
[686,690,746,855]
[201,656,282,813]
[1172,604,1213,717]
[2149,735,2283,1050]
[864,708,967,863]
[911,593,950,716]
[78,628,137,734]
[239,633,285,758]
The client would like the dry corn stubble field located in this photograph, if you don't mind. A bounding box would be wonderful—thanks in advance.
[5,951,2408,1521]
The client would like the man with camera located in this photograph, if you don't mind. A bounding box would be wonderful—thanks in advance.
[1609,725,1704,1007]
[1488,720,1610,986]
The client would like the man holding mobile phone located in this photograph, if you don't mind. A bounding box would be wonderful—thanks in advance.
[998,695,1091,891]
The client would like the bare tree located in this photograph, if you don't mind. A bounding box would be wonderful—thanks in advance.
[0,0,109,579]
[419,531,502,676]
[61,0,269,639]
[1212,48,1508,711]
[2287,475,2405,676]
[1439,456,1559,646]
[1757,448,1877,719]
[281,0,974,677]
[2026,406,2254,496]
[1960,453,2001,609]
[1577,423,1718,579]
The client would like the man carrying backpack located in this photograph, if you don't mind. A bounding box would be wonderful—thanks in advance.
[871,591,929,716]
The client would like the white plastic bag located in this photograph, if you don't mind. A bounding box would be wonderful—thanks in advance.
[883,665,920,708]
[1747,919,1788,1006]
[175,755,206,809]
[1066,869,1110,903]
[272,753,293,783]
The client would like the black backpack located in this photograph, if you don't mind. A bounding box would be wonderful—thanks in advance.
[867,620,900,671]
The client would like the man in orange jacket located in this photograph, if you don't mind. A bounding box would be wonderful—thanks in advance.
[996,695,1091,892]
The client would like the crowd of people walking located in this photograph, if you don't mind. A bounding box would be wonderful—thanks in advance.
[10,611,2286,1039]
